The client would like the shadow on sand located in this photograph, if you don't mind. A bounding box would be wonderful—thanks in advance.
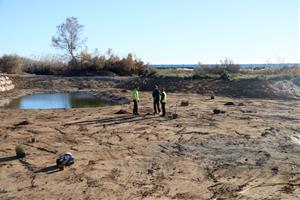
[35,165,60,174]
[65,114,163,127]
[0,155,19,163]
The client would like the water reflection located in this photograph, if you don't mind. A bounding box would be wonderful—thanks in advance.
[3,92,115,109]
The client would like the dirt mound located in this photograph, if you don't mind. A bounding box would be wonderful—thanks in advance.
[269,79,300,99]
[293,76,300,86]
[118,76,300,100]
[8,75,300,100]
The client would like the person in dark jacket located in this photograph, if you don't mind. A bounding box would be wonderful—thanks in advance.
[152,85,160,114]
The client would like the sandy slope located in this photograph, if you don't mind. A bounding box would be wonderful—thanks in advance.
[0,75,300,199]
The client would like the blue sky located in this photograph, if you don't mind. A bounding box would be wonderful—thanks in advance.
[0,0,299,64]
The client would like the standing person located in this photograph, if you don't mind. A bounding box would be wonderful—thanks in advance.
[131,87,139,115]
[160,88,167,117]
[152,85,160,115]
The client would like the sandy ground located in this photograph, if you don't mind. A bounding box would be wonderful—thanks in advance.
[0,75,300,200]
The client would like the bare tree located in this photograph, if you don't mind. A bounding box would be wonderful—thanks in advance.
[52,17,86,64]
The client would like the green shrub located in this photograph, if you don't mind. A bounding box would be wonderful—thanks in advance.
[220,70,230,81]
[92,55,106,71]
[275,65,300,75]
[1,50,151,76]
[22,55,65,75]
[138,65,157,77]
[220,58,240,73]
[103,53,150,76]
[15,145,26,158]
[194,64,223,75]
[192,73,214,79]
[24,62,56,75]
[194,59,240,76]
[0,54,22,74]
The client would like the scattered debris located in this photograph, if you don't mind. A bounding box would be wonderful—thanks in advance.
[88,160,96,165]
[180,100,189,106]
[31,137,36,143]
[213,109,226,114]
[56,152,75,170]
[271,166,279,174]
[144,112,151,116]
[114,109,129,114]
[280,184,294,194]
[14,120,30,127]
[171,113,178,119]
[224,102,235,106]
[234,131,250,139]
[261,127,277,137]
[37,147,57,154]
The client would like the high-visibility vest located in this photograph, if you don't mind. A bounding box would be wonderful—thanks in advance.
[131,89,139,100]
[161,91,167,103]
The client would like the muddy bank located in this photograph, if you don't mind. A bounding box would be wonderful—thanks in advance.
[118,76,300,100]
[6,75,300,100]
[0,75,131,107]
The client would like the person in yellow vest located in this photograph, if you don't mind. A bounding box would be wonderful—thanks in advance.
[131,87,139,115]
[160,88,167,117]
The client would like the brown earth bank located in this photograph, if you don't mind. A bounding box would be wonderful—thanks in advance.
[0,75,300,200]
[6,74,300,99]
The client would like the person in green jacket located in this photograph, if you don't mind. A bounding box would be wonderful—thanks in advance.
[131,87,139,115]
[160,88,167,117]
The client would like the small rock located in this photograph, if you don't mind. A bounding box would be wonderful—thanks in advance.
[280,185,294,194]
[173,113,178,119]
[224,102,235,106]
[144,112,151,116]
[271,166,279,173]
[114,109,129,114]
[180,100,189,106]
[213,109,225,114]
[14,120,30,126]
[147,169,154,175]
[88,160,96,165]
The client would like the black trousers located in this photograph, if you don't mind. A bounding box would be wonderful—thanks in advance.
[133,100,138,114]
[161,102,166,116]
[153,99,160,113]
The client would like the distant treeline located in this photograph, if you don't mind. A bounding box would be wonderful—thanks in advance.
[152,63,300,69]
[0,52,156,76]
[1,53,299,80]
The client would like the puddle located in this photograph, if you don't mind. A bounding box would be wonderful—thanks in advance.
[2,92,116,109]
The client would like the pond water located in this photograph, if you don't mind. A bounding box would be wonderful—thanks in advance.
[3,92,115,109]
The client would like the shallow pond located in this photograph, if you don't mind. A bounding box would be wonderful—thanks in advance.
[3,92,115,109]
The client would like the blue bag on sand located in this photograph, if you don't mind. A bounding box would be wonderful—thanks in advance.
[56,152,75,166]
